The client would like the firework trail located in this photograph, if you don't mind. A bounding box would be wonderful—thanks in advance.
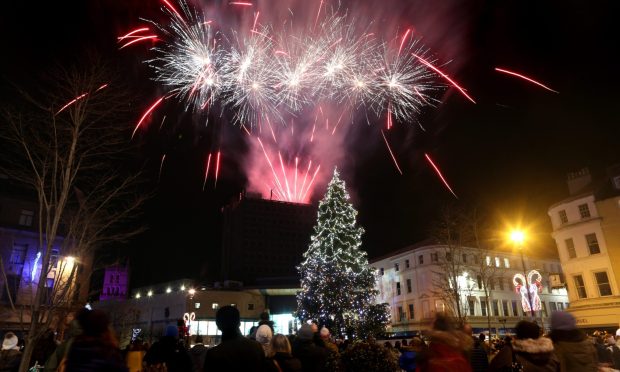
[424,153,458,199]
[495,67,558,93]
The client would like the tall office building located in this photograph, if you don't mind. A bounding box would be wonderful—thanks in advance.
[220,192,317,286]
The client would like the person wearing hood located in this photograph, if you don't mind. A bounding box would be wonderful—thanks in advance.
[416,313,473,372]
[188,335,207,372]
[0,332,22,372]
[256,324,273,357]
[489,320,559,372]
[547,311,597,372]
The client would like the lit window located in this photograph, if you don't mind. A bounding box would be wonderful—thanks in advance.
[18,210,34,226]
[565,238,576,259]
[558,210,568,224]
[504,258,510,268]
[494,257,500,267]
[573,275,587,299]
[486,256,491,266]
[585,233,600,255]
[595,272,612,296]
[578,204,591,219]
[195,302,201,309]
[212,303,219,310]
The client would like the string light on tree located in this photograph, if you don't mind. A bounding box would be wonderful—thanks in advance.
[296,168,389,338]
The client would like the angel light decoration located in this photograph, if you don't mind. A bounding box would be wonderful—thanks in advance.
[513,270,543,312]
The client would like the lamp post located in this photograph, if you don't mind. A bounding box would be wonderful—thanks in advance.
[510,230,535,318]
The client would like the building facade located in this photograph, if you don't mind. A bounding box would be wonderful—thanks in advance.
[372,242,568,337]
[547,166,620,331]
[0,185,90,332]
[221,192,316,286]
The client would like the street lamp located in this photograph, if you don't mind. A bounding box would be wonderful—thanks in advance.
[510,230,535,318]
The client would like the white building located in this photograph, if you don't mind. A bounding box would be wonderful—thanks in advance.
[547,167,620,331]
[371,242,568,337]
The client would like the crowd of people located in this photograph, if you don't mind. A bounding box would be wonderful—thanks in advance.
[1,307,619,371]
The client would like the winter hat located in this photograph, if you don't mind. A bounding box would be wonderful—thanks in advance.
[2,332,18,350]
[297,324,314,340]
[616,328,620,337]
[550,311,577,331]
[256,325,273,345]
[515,320,540,340]
[320,327,330,338]
[164,324,179,338]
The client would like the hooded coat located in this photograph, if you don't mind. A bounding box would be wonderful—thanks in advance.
[489,337,560,372]
[549,329,597,372]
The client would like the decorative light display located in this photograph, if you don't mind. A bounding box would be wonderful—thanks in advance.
[131,328,142,342]
[296,169,389,338]
[513,270,543,312]
[31,251,41,282]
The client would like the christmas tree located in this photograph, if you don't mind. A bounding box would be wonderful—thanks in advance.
[296,169,389,338]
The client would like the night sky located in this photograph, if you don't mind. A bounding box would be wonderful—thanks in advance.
[1,0,619,288]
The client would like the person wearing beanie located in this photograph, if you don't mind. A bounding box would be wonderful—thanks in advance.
[204,305,265,370]
[0,332,22,372]
[489,320,559,372]
[256,325,274,356]
[292,324,328,372]
[547,311,597,372]
[144,323,192,371]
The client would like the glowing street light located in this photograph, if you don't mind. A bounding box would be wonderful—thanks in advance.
[510,230,525,245]
[65,256,76,265]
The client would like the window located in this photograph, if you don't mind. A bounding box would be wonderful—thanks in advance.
[405,259,410,269]
[418,255,424,265]
[462,254,468,263]
[50,249,60,269]
[431,253,438,263]
[586,234,600,254]
[379,268,384,276]
[511,300,518,316]
[492,300,500,316]
[498,277,505,291]
[549,302,557,311]
[480,299,487,316]
[486,256,491,266]
[408,304,415,320]
[565,238,576,259]
[473,255,480,265]
[477,275,482,289]
[395,263,399,272]
[595,271,612,296]
[397,306,404,321]
[195,302,201,309]
[578,204,591,219]
[504,258,510,268]
[422,301,430,319]
[559,210,568,224]
[9,244,27,265]
[502,300,509,316]
[541,302,548,317]
[18,210,34,226]
[212,302,219,310]
[396,282,401,296]
[468,299,475,316]
[248,303,255,311]
[494,257,500,267]
[574,275,587,299]
[406,279,412,293]
[557,302,564,311]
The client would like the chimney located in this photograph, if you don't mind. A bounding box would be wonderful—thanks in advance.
[567,167,591,195]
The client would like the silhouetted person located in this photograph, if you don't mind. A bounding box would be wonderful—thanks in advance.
[204,305,265,370]
[189,335,207,372]
[292,324,328,372]
[64,308,128,372]
[144,324,192,371]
